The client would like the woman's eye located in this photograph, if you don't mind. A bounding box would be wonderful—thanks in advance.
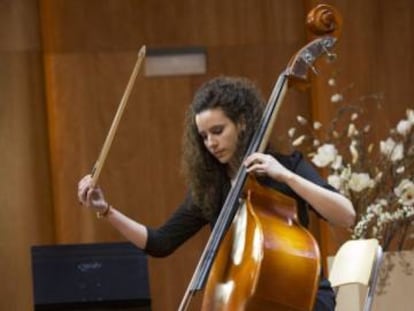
[211,126,223,135]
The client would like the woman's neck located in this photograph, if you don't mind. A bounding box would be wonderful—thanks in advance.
[226,159,240,180]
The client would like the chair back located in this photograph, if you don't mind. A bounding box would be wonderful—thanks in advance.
[329,238,383,311]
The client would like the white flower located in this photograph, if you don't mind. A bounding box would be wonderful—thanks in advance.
[380,137,404,162]
[313,121,322,130]
[292,135,306,146]
[311,144,338,167]
[403,206,414,218]
[347,123,358,137]
[340,166,352,180]
[348,172,375,192]
[396,119,412,136]
[331,155,343,170]
[394,179,414,205]
[350,140,359,164]
[396,166,405,174]
[366,200,385,215]
[296,116,307,125]
[288,127,296,138]
[330,93,343,103]
[407,109,414,124]
[351,113,359,121]
[328,78,336,86]
[327,174,342,190]
[375,171,383,182]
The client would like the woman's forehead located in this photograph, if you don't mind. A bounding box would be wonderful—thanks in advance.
[195,108,232,128]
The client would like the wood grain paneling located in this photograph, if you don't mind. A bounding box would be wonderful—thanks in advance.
[0,1,53,310]
[40,0,306,51]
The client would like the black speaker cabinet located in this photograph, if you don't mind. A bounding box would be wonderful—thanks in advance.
[31,242,151,310]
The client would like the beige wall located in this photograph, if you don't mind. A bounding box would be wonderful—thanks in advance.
[1,0,413,310]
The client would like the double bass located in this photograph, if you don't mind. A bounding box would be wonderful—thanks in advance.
[179,4,342,311]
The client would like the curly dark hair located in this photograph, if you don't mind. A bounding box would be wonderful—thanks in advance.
[182,76,265,220]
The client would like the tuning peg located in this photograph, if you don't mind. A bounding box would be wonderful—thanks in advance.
[322,45,337,62]
[303,51,319,75]
[321,37,337,62]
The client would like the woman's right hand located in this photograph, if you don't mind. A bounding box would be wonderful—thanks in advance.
[78,174,108,212]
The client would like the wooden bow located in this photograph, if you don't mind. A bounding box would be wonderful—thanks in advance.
[90,45,146,187]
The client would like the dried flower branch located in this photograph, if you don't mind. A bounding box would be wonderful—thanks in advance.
[287,80,414,251]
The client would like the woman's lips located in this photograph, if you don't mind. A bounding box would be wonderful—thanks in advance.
[214,150,225,158]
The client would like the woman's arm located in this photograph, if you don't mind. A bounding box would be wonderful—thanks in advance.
[78,175,148,249]
[78,175,207,256]
[105,208,148,249]
[244,153,356,228]
[282,171,355,227]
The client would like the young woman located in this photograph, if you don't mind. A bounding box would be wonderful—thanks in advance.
[78,76,355,311]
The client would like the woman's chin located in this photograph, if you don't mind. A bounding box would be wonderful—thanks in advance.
[217,155,231,164]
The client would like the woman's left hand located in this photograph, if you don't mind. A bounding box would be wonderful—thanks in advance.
[244,153,292,182]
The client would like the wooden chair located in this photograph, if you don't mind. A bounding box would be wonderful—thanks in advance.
[329,239,383,311]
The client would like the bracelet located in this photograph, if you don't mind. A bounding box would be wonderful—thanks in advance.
[96,204,111,219]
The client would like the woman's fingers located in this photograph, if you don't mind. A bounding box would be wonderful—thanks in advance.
[244,153,263,167]
[245,153,291,182]
[245,153,270,168]
[244,153,267,175]
[244,153,282,178]
[77,174,108,212]
[86,187,101,203]
[78,174,94,205]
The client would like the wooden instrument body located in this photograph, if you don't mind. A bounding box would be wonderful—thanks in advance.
[201,177,320,311]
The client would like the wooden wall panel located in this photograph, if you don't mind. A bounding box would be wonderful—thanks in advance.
[0,1,53,310]
[40,0,306,51]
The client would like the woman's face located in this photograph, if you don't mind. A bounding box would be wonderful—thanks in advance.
[195,107,243,164]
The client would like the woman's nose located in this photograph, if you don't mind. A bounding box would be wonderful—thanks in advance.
[206,136,218,149]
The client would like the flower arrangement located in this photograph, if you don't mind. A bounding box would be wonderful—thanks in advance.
[287,79,414,251]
